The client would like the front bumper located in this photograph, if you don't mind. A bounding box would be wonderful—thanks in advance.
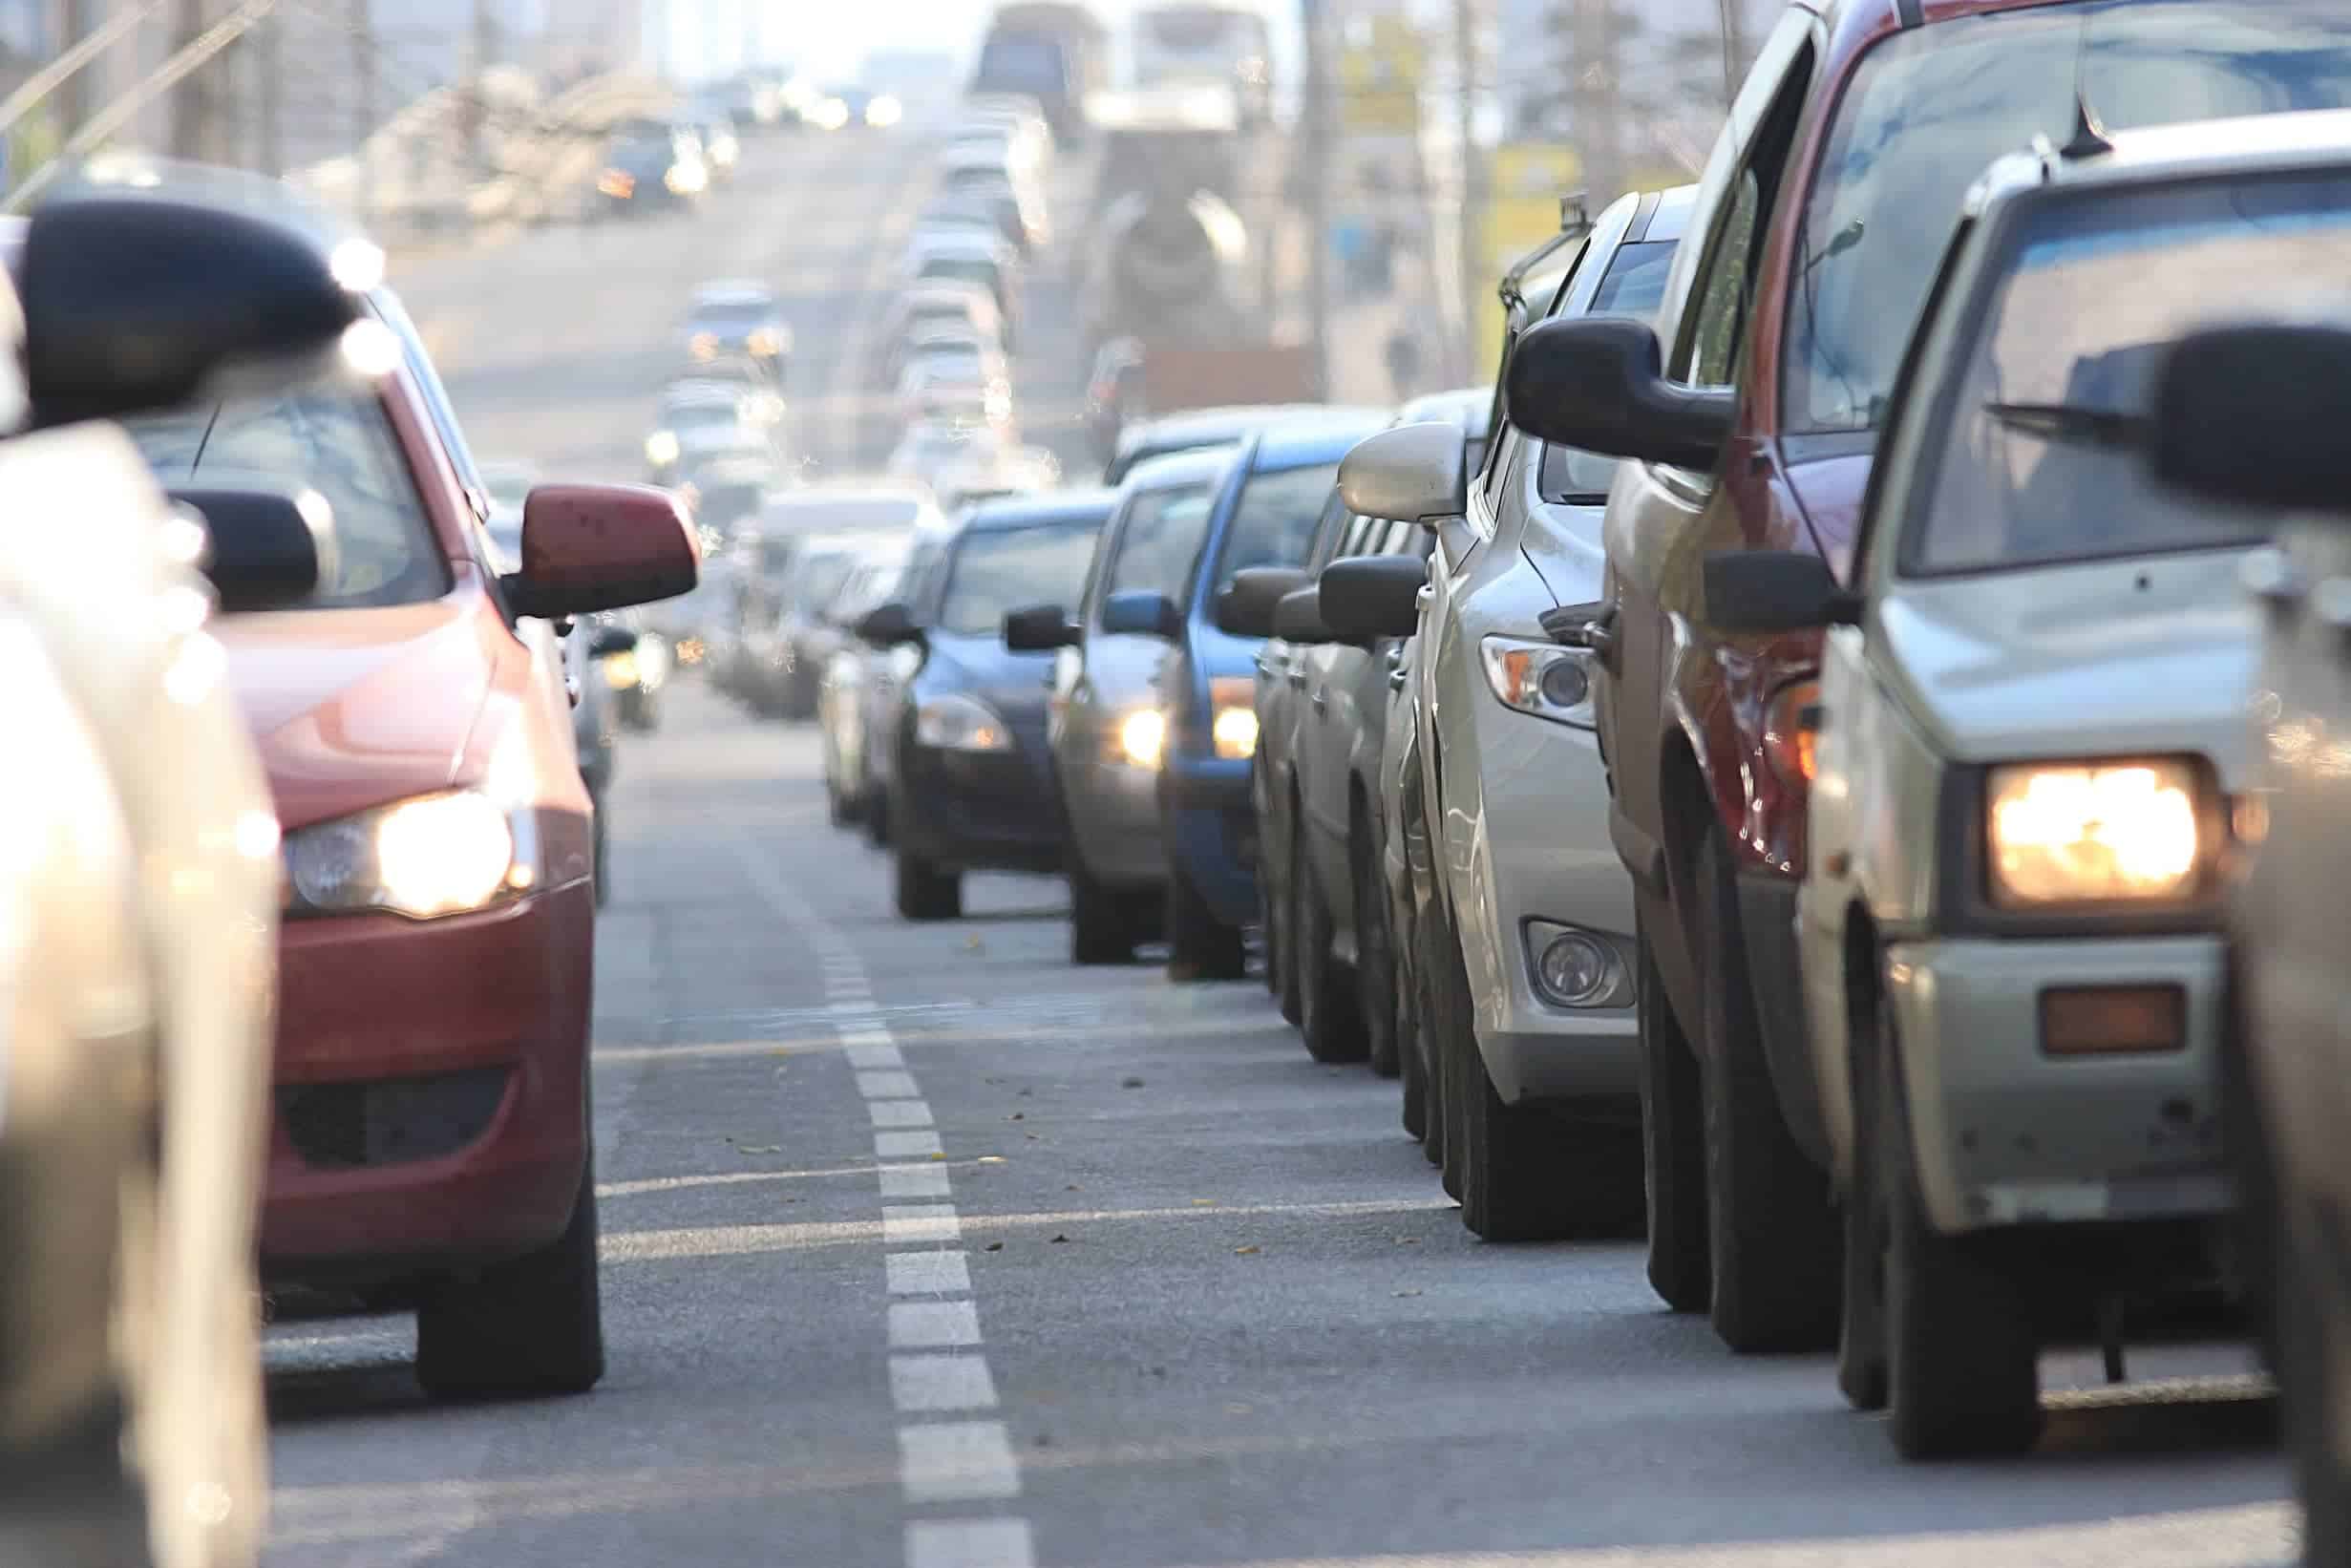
[261,884,593,1283]
[1161,752,1256,924]
[896,731,1066,875]
[1061,755,1165,889]
[1885,932,2229,1238]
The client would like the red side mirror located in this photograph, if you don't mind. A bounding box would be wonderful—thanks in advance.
[510,483,699,620]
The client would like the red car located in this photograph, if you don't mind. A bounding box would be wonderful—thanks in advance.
[128,344,696,1397]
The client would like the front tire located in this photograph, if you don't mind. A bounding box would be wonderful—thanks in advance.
[1292,826,1365,1063]
[1069,854,1136,966]
[1166,859,1244,980]
[1638,922,1708,1313]
[415,1157,604,1399]
[1352,820,1400,1079]
[1269,791,1303,1025]
[895,851,963,921]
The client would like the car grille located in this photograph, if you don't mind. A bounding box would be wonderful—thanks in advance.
[278,1068,511,1169]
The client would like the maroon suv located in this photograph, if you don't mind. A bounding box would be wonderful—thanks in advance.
[1506,0,2351,1353]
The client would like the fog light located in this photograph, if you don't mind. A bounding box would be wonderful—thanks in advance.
[1526,922,1626,1009]
[2041,985,2185,1055]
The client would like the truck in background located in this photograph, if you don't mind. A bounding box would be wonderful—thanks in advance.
[970,3,1111,142]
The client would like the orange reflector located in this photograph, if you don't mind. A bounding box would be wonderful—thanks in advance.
[2040,985,2185,1056]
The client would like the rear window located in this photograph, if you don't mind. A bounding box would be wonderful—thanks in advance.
[979,37,1067,86]
[921,258,1000,291]
[938,519,1104,635]
[792,550,863,613]
[1104,482,1217,602]
[126,391,450,609]
[767,498,926,532]
[1541,239,1681,502]
[690,302,774,331]
[1214,460,1342,588]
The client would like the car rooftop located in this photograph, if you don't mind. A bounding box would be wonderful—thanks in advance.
[1118,403,1339,452]
[1398,386,1494,438]
[1971,103,2351,214]
[1252,407,1396,468]
[1122,445,1239,490]
[964,489,1119,530]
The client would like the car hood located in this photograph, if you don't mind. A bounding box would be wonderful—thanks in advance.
[1518,500,1606,607]
[1083,629,1179,710]
[1876,551,2261,787]
[215,600,494,831]
[924,631,1056,728]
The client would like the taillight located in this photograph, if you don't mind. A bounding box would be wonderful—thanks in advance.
[1763,679,1821,787]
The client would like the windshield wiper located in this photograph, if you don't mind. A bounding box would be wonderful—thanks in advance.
[1982,400,2148,450]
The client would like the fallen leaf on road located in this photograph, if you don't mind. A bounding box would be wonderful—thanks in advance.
[985,1241,1005,1252]
[1120,1076,1145,1089]
[735,1145,782,1155]
[1024,1133,1040,1140]
[1190,1198,1216,1207]
[931,1152,948,1160]
[1393,1289,1423,1298]
[1048,1234,1070,1244]
[1065,1183,1081,1191]
[966,935,985,951]
[1009,1112,1025,1120]
[1233,1245,1260,1255]
[1393,1236,1419,1245]
[978,1155,1006,1164]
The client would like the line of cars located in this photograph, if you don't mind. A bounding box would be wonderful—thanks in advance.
[0,161,698,1565]
[827,0,2351,1546]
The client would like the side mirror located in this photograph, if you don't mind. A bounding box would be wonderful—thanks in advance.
[1100,588,1183,639]
[858,600,923,646]
[1319,554,1425,641]
[167,486,332,614]
[1703,550,1858,635]
[1505,316,1734,473]
[1271,586,1335,644]
[1004,602,1078,650]
[2150,323,2351,515]
[1338,422,1465,526]
[505,483,701,619]
[1214,565,1310,637]
[588,624,640,658]
[22,194,368,429]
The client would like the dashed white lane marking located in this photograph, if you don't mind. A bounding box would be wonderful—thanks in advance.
[871,1099,937,1128]
[890,1354,1001,1413]
[887,1251,972,1295]
[859,1070,926,1100]
[888,1301,985,1348]
[883,1205,964,1244]
[877,1130,946,1158]
[898,1422,1024,1502]
[906,1518,1037,1568]
[847,1041,908,1070]
[881,1162,956,1199]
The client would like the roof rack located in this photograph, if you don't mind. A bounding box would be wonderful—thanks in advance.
[1497,190,1593,314]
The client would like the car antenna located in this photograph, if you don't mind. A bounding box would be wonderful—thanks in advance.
[2060,15,2112,159]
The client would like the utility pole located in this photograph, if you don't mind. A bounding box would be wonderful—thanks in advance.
[1301,0,1331,400]
[1718,0,1747,111]
[1453,0,1480,384]
[1570,0,1622,205]
[255,11,282,173]
[468,0,498,173]
[59,0,97,138]
[171,0,218,159]
[352,0,377,221]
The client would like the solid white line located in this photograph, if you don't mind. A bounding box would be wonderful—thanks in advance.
[832,1000,880,1015]
[870,1099,936,1128]
[889,1354,1000,1414]
[898,1421,1022,1502]
[880,1163,954,1199]
[905,1516,1034,1568]
[886,1250,972,1294]
[858,1070,924,1101]
[888,1300,984,1349]
[882,1204,962,1244]
[877,1129,945,1159]
[848,1041,909,1070]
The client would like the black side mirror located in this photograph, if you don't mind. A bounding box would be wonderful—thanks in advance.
[858,600,923,646]
[1703,550,1858,635]
[166,487,331,614]
[2150,323,2351,515]
[1004,602,1078,650]
[1215,565,1310,638]
[1319,554,1425,641]
[1271,586,1335,644]
[23,194,368,429]
[1505,316,1734,473]
[588,624,640,657]
[1100,588,1184,639]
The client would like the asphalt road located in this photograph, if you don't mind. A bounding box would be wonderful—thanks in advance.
[261,120,2300,1568]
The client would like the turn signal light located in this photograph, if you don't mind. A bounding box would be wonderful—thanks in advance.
[1764,679,1821,786]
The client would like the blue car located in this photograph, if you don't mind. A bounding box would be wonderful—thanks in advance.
[1009,409,1390,975]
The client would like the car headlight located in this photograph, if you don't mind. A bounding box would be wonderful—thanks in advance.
[285,788,538,920]
[814,97,850,129]
[665,162,706,195]
[688,332,718,361]
[1113,708,1166,769]
[1209,675,1257,760]
[1480,636,1596,729]
[916,693,1011,752]
[747,328,785,357]
[603,651,641,689]
[646,430,680,466]
[867,95,902,126]
[1985,759,2205,908]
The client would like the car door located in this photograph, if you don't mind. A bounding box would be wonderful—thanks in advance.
[1260,485,1351,887]
[1057,476,1218,787]
[1301,508,1385,910]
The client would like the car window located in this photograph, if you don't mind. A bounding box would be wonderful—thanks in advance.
[939,520,1104,635]
[922,258,1001,291]
[1302,489,1352,572]
[691,302,774,329]
[667,404,741,430]
[1788,2,2351,434]
[1213,460,1343,588]
[1682,169,1760,390]
[792,550,863,615]
[1104,481,1217,602]
[1904,175,2334,577]
[1541,237,1684,501]
[125,390,451,608]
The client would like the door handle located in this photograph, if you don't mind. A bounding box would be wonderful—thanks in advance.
[1287,668,1306,689]
[1388,665,1408,691]
[1310,690,1328,715]
[2245,548,2305,614]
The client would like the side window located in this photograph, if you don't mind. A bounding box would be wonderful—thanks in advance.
[1335,513,1376,560]
[1303,490,1352,572]
[1103,483,1216,603]
[1673,41,1816,389]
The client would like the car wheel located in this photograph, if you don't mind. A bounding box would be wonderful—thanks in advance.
[1422,902,1471,1202]
[1695,829,1839,1352]
[2283,1209,2351,1562]
[865,789,893,849]
[1637,922,1708,1313]
[1254,754,1281,997]
[828,776,858,829]
[1835,998,1890,1411]
[2220,949,2277,1373]
[1269,793,1303,1024]
[415,1155,605,1399]
[1876,1021,2040,1459]
[592,795,611,908]
[1351,819,1400,1079]
[781,672,817,722]
[895,851,963,921]
[1069,853,1135,965]
[1396,902,1430,1144]
[1292,825,1365,1063]
[1165,859,1243,981]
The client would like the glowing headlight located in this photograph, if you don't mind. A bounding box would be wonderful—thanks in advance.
[646,430,680,466]
[1210,675,1257,760]
[688,332,718,361]
[285,789,535,920]
[597,168,634,198]
[664,162,707,195]
[1986,760,2205,908]
[747,328,784,358]
[1116,709,1166,769]
[916,694,1011,752]
[1480,636,1596,729]
[866,95,903,126]
[813,97,850,130]
[602,651,641,689]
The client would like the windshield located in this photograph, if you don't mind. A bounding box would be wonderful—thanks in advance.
[667,404,740,431]
[1788,1,2351,434]
[125,391,450,608]
[1213,460,1342,588]
[1903,176,2340,575]
[792,550,863,611]
[979,37,1065,86]
[1104,481,1217,602]
[690,303,775,332]
[938,519,1104,635]
[696,484,764,529]
[1541,239,1680,499]
[921,257,999,290]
